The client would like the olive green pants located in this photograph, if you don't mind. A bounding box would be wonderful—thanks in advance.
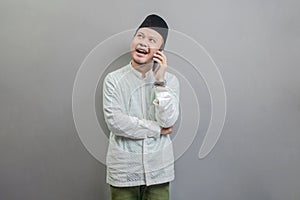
[110,182,169,200]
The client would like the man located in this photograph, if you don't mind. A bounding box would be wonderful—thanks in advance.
[103,14,180,200]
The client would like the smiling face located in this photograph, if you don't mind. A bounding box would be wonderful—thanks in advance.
[130,27,164,67]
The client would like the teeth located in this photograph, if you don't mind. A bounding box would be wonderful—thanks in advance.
[136,49,147,54]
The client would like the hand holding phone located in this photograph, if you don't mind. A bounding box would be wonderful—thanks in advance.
[152,48,164,72]
[152,49,167,82]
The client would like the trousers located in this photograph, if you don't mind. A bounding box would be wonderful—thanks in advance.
[110,182,169,200]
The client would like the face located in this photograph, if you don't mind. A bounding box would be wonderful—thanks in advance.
[130,27,164,66]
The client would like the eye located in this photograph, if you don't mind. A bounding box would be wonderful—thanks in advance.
[136,33,144,39]
[149,38,156,43]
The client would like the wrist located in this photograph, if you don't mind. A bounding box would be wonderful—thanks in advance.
[154,80,167,87]
[155,78,165,82]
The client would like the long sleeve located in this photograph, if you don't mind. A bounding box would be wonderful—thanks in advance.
[105,65,179,187]
[103,74,161,139]
[153,75,180,128]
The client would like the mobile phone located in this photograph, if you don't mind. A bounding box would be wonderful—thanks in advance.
[152,47,164,72]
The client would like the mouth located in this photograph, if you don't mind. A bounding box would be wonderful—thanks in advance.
[135,47,149,55]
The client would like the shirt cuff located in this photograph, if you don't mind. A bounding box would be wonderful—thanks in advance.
[153,86,171,108]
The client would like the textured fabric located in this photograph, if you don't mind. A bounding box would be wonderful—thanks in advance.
[103,63,180,187]
[110,182,170,200]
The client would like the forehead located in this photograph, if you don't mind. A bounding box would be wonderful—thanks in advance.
[137,27,163,41]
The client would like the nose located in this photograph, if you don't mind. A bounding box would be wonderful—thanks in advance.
[138,42,147,48]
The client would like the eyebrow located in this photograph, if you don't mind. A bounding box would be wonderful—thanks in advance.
[137,31,158,39]
[148,35,157,41]
[136,31,145,36]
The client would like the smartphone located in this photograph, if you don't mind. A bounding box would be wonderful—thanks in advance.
[152,47,164,72]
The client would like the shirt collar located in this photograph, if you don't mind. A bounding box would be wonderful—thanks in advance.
[129,62,142,79]
[129,62,155,82]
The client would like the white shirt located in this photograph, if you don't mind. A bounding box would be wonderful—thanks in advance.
[103,63,180,187]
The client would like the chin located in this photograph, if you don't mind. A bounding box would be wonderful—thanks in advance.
[132,59,147,66]
[132,56,151,65]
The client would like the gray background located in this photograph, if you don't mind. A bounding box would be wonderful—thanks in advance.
[1,0,300,199]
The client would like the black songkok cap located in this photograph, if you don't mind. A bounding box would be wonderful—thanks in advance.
[137,14,169,47]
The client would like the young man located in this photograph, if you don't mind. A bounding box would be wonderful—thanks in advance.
[103,14,180,200]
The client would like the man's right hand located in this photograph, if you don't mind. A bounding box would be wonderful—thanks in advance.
[161,126,173,135]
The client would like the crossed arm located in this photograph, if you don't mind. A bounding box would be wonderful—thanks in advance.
[103,74,180,140]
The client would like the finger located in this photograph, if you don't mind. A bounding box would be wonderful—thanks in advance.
[164,128,172,133]
[162,131,171,135]
[155,52,167,64]
[161,127,172,134]
[156,50,165,56]
[153,56,166,66]
[153,57,162,64]
[154,53,164,61]
[155,51,166,61]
